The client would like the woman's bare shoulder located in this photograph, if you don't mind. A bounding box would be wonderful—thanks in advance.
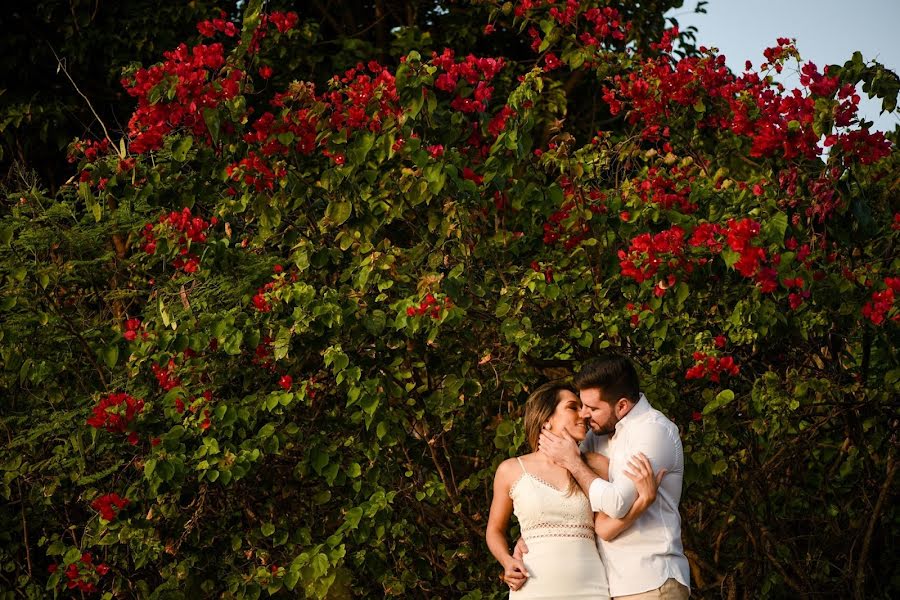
[494,455,527,484]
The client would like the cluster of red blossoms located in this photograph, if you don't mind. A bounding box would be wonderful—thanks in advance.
[530,260,554,284]
[86,393,144,440]
[123,42,240,154]
[601,35,890,168]
[227,150,287,191]
[151,359,182,391]
[625,302,652,327]
[431,48,505,114]
[324,61,402,134]
[406,293,452,319]
[196,10,238,38]
[123,318,143,341]
[142,207,216,273]
[618,225,689,285]
[252,265,297,312]
[631,166,697,213]
[91,493,130,521]
[124,11,300,155]
[617,216,823,308]
[862,277,900,325]
[685,352,740,382]
[540,179,608,250]
[516,0,627,47]
[241,105,318,159]
[67,138,110,164]
[48,552,111,593]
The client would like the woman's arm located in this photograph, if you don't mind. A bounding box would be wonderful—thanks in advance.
[594,453,665,542]
[486,459,530,590]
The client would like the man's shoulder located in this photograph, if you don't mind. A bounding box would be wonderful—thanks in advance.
[581,431,609,454]
[630,405,680,438]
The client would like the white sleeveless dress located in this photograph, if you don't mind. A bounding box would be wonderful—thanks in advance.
[509,457,610,599]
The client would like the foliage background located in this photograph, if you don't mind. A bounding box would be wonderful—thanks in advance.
[1,1,898,598]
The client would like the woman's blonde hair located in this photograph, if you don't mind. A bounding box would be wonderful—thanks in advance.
[523,381,580,496]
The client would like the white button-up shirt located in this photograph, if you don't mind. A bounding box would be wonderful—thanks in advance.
[581,394,691,597]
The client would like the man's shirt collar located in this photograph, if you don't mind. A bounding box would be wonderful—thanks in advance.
[614,393,650,433]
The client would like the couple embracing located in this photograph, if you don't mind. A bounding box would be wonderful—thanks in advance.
[487,354,690,599]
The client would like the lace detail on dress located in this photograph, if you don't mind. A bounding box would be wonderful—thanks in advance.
[526,473,565,493]
[521,521,595,541]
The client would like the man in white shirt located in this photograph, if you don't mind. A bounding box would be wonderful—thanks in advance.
[528,355,691,599]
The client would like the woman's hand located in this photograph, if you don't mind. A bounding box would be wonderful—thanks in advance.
[501,555,529,592]
[623,452,666,508]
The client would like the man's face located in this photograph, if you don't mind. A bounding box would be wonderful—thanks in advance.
[578,387,618,436]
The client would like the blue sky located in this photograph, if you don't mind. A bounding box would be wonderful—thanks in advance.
[665,0,900,133]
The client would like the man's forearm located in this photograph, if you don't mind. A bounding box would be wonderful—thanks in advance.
[565,454,601,498]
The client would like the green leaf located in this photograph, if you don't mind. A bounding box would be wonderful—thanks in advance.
[79,182,101,222]
[324,200,352,226]
[364,310,386,336]
[284,570,301,591]
[347,132,375,165]
[223,330,244,355]
[261,522,275,537]
[101,345,118,368]
[711,459,728,475]
[675,282,689,306]
[763,212,788,244]
[172,136,193,161]
[202,108,221,144]
[703,389,735,415]
[63,548,82,564]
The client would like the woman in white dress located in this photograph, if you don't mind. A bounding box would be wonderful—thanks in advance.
[486,382,662,598]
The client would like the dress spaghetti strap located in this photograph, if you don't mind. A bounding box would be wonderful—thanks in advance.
[515,456,528,474]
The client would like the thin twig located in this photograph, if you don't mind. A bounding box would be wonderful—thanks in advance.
[47,44,123,158]
[854,454,897,600]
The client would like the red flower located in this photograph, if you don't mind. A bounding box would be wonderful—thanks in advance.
[259,65,274,80]
[691,411,703,422]
[714,335,727,349]
[91,493,129,521]
[543,53,561,71]
[279,375,293,390]
[86,392,144,434]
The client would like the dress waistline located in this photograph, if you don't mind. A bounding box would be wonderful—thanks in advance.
[521,522,595,541]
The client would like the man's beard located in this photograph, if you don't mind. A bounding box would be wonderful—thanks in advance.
[589,416,618,437]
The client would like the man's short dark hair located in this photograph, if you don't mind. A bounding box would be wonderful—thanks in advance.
[574,354,640,404]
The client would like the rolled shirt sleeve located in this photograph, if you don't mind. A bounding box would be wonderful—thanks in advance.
[588,421,678,518]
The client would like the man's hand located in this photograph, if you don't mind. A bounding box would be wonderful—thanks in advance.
[501,553,529,591]
[538,428,581,471]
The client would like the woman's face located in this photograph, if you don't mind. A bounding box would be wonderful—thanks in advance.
[548,390,587,442]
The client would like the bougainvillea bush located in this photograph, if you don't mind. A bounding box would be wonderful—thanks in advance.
[1,1,898,598]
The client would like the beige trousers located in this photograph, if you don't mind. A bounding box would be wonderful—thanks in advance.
[613,578,690,600]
